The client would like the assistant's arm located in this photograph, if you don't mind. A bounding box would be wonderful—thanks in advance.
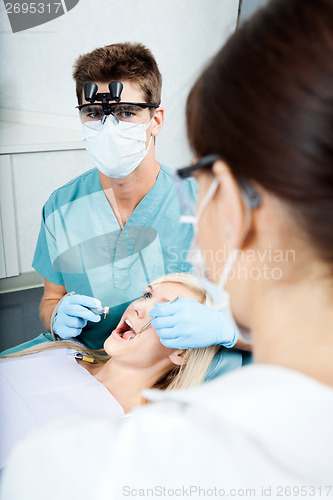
[39,279,67,332]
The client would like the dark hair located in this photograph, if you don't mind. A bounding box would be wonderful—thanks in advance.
[73,42,162,106]
[187,0,333,267]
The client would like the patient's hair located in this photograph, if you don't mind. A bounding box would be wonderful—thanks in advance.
[148,273,220,390]
[2,273,220,391]
[73,42,162,107]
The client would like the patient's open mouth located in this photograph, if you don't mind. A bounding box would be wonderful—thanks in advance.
[113,318,137,341]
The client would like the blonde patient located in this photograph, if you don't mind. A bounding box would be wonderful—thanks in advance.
[2,273,220,414]
[0,273,221,468]
[75,273,220,412]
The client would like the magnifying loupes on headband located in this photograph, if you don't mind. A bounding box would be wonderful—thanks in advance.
[83,81,123,115]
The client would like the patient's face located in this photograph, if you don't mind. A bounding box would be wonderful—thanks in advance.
[104,282,200,369]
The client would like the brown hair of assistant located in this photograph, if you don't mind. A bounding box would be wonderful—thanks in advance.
[186,0,333,269]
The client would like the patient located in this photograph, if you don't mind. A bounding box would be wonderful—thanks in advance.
[0,273,220,469]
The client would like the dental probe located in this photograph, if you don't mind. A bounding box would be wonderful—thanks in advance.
[135,295,182,335]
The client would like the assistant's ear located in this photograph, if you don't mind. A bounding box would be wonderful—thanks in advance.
[168,349,188,366]
[151,107,164,137]
[212,160,247,249]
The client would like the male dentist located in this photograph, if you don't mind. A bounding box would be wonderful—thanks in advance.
[31,42,196,350]
[3,42,239,355]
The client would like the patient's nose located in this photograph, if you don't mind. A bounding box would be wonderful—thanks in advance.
[133,304,145,319]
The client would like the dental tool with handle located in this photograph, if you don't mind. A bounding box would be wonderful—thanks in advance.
[88,305,110,319]
[66,292,110,318]
[51,292,109,340]
[128,296,181,340]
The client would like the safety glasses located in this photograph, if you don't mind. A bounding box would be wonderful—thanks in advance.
[174,154,262,223]
[176,154,220,179]
[76,102,159,124]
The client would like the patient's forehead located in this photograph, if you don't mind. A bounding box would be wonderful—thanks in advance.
[149,282,200,302]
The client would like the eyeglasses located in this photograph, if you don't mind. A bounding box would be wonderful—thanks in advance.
[76,102,159,123]
[174,154,262,221]
[176,155,220,179]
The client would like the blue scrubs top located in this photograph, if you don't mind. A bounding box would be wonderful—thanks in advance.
[32,165,197,349]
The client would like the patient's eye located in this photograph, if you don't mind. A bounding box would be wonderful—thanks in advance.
[142,291,152,300]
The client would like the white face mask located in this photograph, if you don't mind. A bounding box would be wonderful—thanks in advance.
[82,115,153,178]
[181,178,253,345]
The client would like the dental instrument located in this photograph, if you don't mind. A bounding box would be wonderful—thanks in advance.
[128,296,181,340]
[138,296,181,334]
[88,305,110,320]
[66,292,110,319]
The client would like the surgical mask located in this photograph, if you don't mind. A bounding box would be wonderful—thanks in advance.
[82,115,153,178]
[180,177,253,344]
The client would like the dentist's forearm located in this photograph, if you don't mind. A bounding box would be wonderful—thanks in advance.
[40,298,61,332]
[40,279,67,332]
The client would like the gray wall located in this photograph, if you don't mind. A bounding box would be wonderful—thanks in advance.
[0,0,239,167]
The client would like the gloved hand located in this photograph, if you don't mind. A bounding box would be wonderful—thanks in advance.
[53,294,102,339]
[149,297,238,349]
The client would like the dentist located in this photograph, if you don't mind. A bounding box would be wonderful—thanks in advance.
[2,43,196,352]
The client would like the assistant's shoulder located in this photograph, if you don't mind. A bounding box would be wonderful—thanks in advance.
[42,168,101,214]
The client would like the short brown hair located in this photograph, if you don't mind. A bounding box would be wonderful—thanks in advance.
[187,0,333,269]
[73,42,162,105]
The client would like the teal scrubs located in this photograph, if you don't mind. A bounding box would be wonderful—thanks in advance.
[29,164,196,350]
[204,348,252,381]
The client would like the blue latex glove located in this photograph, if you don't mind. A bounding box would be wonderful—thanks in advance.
[53,294,101,339]
[149,297,238,349]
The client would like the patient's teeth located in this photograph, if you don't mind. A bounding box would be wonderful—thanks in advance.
[125,319,134,330]
[128,335,135,341]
